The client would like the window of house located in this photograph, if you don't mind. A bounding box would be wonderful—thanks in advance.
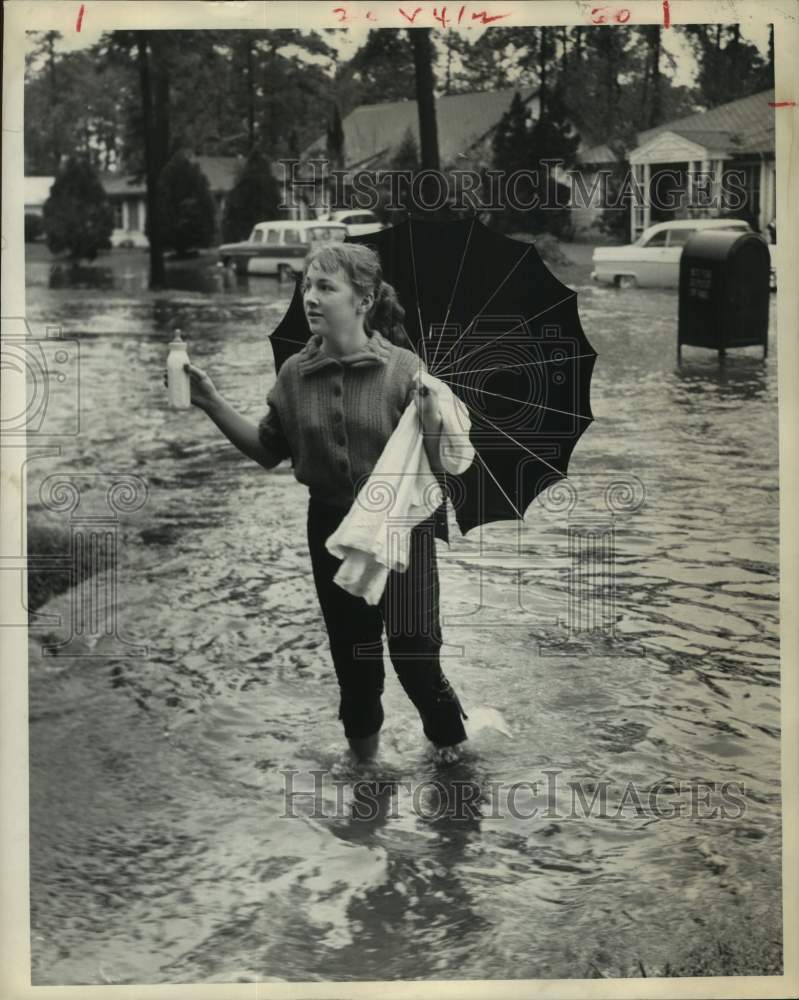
[112,202,123,229]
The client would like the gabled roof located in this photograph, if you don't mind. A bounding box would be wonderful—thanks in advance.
[99,156,245,198]
[24,176,55,207]
[304,87,539,169]
[635,90,775,155]
[100,172,146,196]
[192,155,243,192]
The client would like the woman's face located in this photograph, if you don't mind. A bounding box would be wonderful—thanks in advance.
[302,262,367,339]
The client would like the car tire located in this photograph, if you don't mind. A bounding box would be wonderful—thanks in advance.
[616,274,638,290]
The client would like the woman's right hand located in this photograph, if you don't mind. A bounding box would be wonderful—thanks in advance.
[163,363,220,412]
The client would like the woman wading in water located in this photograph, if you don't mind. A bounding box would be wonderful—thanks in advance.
[176,243,470,765]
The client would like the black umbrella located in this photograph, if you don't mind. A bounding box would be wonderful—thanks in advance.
[269,216,597,536]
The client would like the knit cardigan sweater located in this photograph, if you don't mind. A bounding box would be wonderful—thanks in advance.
[258,331,468,532]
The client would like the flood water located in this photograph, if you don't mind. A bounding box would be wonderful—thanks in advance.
[25,249,781,984]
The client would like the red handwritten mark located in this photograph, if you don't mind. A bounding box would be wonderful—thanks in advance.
[399,6,423,20]
[433,6,450,27]
[366,8,378,18]
[662,0,670,27]
[333,6,348,21]
[76,3,85,31]
[769,100,796,107]
[458,4,465,23]
[471,8,510,22]
[590,5,629,23]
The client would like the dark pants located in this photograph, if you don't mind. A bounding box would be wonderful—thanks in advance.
[306,497,468,748]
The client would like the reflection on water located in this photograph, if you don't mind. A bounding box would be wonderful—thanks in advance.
[25,252,781,984]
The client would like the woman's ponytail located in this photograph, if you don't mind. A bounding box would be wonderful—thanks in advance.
[366,281,413,350]
[303,242,414,350]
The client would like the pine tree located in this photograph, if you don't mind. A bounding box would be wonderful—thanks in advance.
[491,92,534,232]
[221,147,282,243]
[42,157,114,261]
[154,152,217,256]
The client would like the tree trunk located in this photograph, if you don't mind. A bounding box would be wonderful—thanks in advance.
[409,28,440,171]
[768,23,774,80]
[47,33,61,173]
[246,37,255,150]
[539,27,549,118]
[559,26,568,72]
[136,33,166,289]
[648,25,662,127]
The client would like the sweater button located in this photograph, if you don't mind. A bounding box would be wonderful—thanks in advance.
[333,411,343,422]
[339,459,349,473]
[335,432,346,447]
[332,384,342,397]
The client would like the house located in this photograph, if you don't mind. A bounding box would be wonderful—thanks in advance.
[296,87,541,214]
[101,155,245,248]
[628,89,776,241]
[24,175,55,217]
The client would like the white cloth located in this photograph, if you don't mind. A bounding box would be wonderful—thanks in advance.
[325,372,474,605]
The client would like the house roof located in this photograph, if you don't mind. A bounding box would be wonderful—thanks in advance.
[577,143,618,165]
[635,90,775,155]
[99,156,246,198]
[24,176,55,207]
[192,155,242,191]
[304,87,539,169]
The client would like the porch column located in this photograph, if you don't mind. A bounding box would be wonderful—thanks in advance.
[700,158,711,215]
[121,199,128,231]
[758,158,770,232]
[712,158,724,213]
[642,162,651,230]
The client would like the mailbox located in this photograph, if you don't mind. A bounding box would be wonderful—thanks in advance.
[678,230,770,361]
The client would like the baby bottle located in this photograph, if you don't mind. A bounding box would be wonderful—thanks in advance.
[167,331,191,409]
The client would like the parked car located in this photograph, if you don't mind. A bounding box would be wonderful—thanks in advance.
[326,210,383,236]
[591,219,752,289]
[218,220,348,278]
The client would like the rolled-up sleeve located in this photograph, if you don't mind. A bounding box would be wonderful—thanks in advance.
[257,392,292,469]
[406,363,475,475]
[437,388,475,475]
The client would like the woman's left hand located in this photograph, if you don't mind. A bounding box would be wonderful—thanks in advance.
[409,374,443,435]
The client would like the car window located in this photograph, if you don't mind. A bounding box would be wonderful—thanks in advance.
[283,229,300,244]
[667,228,696,247]
[356,214,375,223]
[643,231,668,247]
[251,229,264,244]
[265,229,280,245]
